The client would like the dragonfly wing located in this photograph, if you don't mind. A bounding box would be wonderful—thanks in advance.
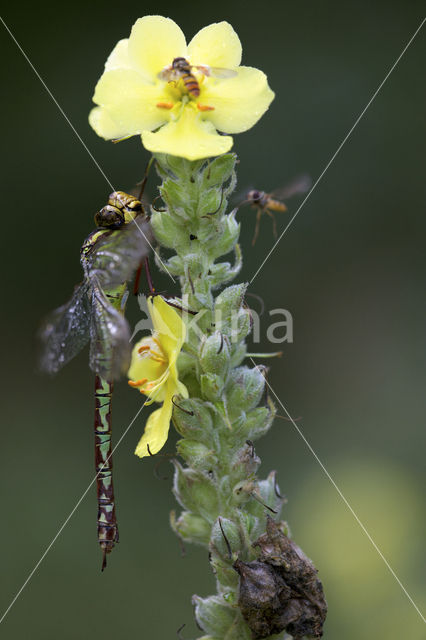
[88,216,152,289]
[89,281,131,381]
[39,282,91,374]
[269,174,312,200]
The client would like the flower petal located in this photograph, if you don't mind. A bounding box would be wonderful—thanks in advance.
[91,69,170,138]
[89,106,126,140]
[134,382,174,457]
[148,296,186,358]
[128,337,168,402]
[187,22,242,68]
[201,66,275,134]
[104,39,134,72]
[128,16,187,81]
[142,105,233,161]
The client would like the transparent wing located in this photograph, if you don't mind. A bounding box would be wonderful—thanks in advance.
[87,216,152,289]
[158,68,179,82]
[232,185,256,207]
[197,65,238,79]
[38,282,91,374]
[269,174,312,200]
[89,280,131,381]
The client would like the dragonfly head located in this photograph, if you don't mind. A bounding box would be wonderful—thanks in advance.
[94,204,125,229]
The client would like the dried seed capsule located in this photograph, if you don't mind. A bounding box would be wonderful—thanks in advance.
[234,517,327,639]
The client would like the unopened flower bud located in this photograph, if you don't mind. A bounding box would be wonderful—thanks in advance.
[172,397,214,445]
[192,594,238,637]
[199,331,230,378]
[226,366,265,411]
[170,510,211,546]
[200,372,225,401]
[176,439,216,471]
[172,461,218,523]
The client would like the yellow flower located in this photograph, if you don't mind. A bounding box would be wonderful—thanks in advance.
[128,295,188,458]
[89,15,275,160]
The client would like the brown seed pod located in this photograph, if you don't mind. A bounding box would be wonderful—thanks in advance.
[234,517,327,639]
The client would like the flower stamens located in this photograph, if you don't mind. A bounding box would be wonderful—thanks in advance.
[128,378,148,388]
[197,104,215,112]
[156,101,174,110]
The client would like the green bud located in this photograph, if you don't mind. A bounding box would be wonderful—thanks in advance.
[210,210,240,260]
[244,471,285,521]
[192,595,237,637]
[172,461,219,523]
[199,332,230,379]
[230,442,261,482]
[209,517,241,562]
[176,439,217,471]
[238,512,264,548]
[226,366,265,413]
[229,341,247,368]
[257,470,285,515]
[215,284,247,320]
[210,556,240,590]
[200,372,224,401]
[201,153,236,188]
[233,406,275,441]
[150,209,187,250]
[172,397,214,446]
[170,510,211,547]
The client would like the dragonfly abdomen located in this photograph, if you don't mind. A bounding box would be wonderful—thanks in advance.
[94,375,119,570]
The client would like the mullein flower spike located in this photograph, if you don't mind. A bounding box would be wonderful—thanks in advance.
[89,16,275,160]
[89,14,327,638]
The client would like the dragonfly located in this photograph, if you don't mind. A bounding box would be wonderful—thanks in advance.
[236,175,312,245]
[39,191,151,569]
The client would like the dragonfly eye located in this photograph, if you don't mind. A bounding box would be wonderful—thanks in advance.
[94,205,125,229]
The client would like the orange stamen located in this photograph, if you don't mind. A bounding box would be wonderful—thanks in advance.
[138,345,151,354]
[197,103,215,112]
[156,101,174,109]
[128,378,148,388]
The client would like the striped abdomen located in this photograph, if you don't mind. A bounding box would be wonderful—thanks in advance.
[181,71,200,97]
[94,375,119,570]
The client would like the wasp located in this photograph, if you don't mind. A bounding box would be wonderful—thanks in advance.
[238,175,312,245]
[158,57,237,99]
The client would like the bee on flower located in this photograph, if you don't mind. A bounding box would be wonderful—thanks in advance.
[89,16,275,160]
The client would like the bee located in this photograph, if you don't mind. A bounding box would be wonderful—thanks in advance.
[94,191,145,229]
[238,175,312,245]
[158,57,237,98]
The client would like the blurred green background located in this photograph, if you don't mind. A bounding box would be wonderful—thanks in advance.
[1,1,425,638]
